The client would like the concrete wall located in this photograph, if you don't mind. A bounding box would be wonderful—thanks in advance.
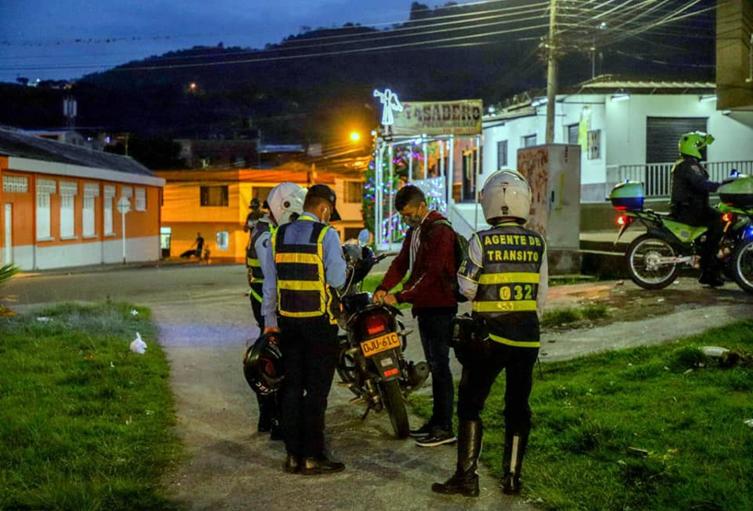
[716,0,753,110]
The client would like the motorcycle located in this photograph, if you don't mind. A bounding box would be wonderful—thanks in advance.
[608,175,753,293]
[335,232,429,439]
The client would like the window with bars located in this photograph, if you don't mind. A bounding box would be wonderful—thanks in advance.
[497,140,508,168]
[587,130,602,160]
[83,196,96,237]
[83,184,99,237]
[343,181,363,203]
[135,188,146,211]
[36,179,55,240]
[566,124,580,145]
[36,192,51,240]
[60,194,75,238]
[200,185,229,207]
[104,186,115,235]
[2,176,28,193]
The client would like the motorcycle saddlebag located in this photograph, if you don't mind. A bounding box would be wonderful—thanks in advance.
[609,181,645,211]
[719,175,753,208]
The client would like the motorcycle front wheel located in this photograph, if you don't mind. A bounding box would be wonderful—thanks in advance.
[380,380,409,439]
[626,234,679,289]
[732,239,753,294]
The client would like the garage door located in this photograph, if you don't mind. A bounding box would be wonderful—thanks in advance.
[646,117,708,163]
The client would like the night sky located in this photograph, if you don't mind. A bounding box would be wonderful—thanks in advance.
[0,0,424,83]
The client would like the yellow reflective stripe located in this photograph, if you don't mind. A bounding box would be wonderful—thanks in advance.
[279,280,323,291]
[478,272,539,285]
[317,226,334,321]
[247,258,261,268]
[279,310,323,318]
[276,252,319,264]
[248,287,262,303]
[472,300,537,312]
[489,333,540,348]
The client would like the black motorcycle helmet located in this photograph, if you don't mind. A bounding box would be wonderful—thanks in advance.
[243,332,284,396]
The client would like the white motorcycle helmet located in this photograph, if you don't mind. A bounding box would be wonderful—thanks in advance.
[267,182,306,226]
[479,169,531,224]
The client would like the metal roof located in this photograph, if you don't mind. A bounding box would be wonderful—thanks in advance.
[0,126,154,177]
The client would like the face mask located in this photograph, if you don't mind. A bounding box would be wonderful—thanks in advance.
[403,213,422,228]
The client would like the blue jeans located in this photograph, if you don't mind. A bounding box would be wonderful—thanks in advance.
[417,313,455,432]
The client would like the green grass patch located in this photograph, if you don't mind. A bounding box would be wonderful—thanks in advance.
[411,321,753,510]
[542,303,610,328]
[0,302,181,511]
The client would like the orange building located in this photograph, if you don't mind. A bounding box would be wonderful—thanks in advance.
[0,127,165,270]
[157,164,365,263]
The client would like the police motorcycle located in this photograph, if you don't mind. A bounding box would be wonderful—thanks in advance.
[609,174,753,294]
[335,230,429,439]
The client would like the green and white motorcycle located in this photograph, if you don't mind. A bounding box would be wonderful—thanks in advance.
[609,176,753,293]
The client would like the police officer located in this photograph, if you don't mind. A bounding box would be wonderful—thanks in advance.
[432,170,548,497]
[245,183,306,437]
[270,184,347,475]
[670,131,726,287]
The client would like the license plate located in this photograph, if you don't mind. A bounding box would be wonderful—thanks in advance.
[360,332,400,358]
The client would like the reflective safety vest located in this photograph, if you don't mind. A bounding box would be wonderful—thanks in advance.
[247,220,273,303]
[472,223,545,349]
[273,216,337,323]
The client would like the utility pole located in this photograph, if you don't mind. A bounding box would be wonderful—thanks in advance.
[545,0,558,144]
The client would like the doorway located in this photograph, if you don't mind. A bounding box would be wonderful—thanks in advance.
[3,203,12,265]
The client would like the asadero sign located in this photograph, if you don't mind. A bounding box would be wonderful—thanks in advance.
[392,100,483,136]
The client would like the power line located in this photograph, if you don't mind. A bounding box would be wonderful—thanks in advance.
[0,22,551,73]
[0,2,549,65]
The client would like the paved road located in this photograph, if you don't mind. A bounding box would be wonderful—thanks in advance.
[4,265,753,510]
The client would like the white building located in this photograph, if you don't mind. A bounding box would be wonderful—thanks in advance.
[482,78,753,202]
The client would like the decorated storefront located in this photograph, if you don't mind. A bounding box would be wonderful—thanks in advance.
[369,89,483,250]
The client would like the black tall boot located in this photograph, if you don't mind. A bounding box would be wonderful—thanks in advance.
[501,430,528,495]
[257,393,272,432]
[431,420,482,497]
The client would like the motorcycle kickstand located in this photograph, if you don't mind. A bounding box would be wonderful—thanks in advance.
[360,403,374,421]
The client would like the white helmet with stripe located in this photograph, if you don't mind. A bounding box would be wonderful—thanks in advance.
[480,169,531,224]
[267,182,306,226]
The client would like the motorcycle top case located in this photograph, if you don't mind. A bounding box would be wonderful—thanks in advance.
[609,181,645,211]
[719,175,753,208]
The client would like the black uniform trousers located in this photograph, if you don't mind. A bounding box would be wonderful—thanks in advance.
[250,283,263,323]
[457,340,538,435]
[249,283,279,429]
[279,315,339,458]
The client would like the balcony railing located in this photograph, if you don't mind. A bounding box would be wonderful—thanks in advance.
[614,160,753,197]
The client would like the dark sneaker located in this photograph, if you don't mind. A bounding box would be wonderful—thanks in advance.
[283,454,301,474]
[409,422,434,438]
[699,273,724,287]
[300,455,345,476]
[415,428,457,447]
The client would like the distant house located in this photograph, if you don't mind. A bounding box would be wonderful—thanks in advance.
[156,164,365,263]
[0,126,165,270]
[482,77,753,202]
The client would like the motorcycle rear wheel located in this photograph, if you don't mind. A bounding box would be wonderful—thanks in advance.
[381,380,409,439]
[626,234,680,289]
[732,239,753,294]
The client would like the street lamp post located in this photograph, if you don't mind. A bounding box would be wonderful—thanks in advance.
[117,197,131,264]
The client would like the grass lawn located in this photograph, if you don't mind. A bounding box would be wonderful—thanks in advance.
[0,303,181,511]
[411,320,753,511]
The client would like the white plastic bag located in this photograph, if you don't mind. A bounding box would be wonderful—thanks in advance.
[130,332,147,354]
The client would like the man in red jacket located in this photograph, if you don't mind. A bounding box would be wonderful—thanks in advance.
[373,185,459,447]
